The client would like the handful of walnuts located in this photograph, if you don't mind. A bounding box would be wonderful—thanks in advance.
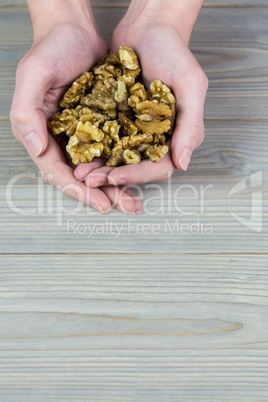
[48,46,176,166]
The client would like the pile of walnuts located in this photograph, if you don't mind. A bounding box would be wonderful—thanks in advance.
[48,46,176,166]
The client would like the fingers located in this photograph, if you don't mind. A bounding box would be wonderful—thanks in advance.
[74,159,107,181]
[101,186,143,215]
[85,166,115,187]
[10,55,53,157]
[29,135,142,214]
[107,143,175,186]
[78,142,175,187]
[172,69,208,171]
[32,135,112,213]
[75,161,143,213]
[123,187,143,214]
[74,162,114,187]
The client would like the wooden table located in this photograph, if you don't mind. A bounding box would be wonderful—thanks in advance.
[0,1,267,400]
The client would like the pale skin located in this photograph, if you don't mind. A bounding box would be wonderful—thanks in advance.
[10,0,208,214]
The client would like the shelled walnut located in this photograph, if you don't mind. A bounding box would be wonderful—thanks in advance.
[49,46,176,166]
[59,72,94,109]
[145,144,169,162]
[135,100,172,135]
[122,149,141,164]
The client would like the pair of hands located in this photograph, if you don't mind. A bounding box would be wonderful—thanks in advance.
[10,11,208,214]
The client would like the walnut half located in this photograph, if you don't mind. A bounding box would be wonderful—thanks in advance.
[135,100,172,135]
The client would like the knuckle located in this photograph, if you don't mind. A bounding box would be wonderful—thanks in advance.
[182,67,208,92]
[193,66,206,82]
[17,53,36,70]
[16,53,43,82]
[16,56,31,77]
[10,107,27,128]
[17,57,27,71]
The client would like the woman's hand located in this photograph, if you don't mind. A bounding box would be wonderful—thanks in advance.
[10,1,142,214]
[74,0,208,188]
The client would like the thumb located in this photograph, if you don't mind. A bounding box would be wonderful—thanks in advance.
[171,107,205,171]
[10,57,51,156]
[172,77,208,170]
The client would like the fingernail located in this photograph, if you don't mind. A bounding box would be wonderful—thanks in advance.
[117,179,127,186]
[75,172,88,182]
[179,148,192,171]
[121,204,135,215]
[87,180,100,188]
[109,176,127,186]
[24,132,43,156]
[96,205,109,214]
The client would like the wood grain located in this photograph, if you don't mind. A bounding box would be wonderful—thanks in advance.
[0,254,268,401]
[0,2,267,401]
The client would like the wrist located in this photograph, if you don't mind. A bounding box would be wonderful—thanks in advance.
[27,0,97,42]
[124,0,204,45]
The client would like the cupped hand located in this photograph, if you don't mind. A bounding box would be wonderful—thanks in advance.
[10,23,142,214]
[75,19,208,188]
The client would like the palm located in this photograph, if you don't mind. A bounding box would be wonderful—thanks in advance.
[112,24,185,87]
[11,24,143,214]
[34,25,108,119]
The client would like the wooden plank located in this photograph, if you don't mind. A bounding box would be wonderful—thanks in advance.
[1,253,268,304]
[1,8,268,118]
[0,254,268,401]
[0,0,25,6]
[1,214,267,254]
[1,179,267,253]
